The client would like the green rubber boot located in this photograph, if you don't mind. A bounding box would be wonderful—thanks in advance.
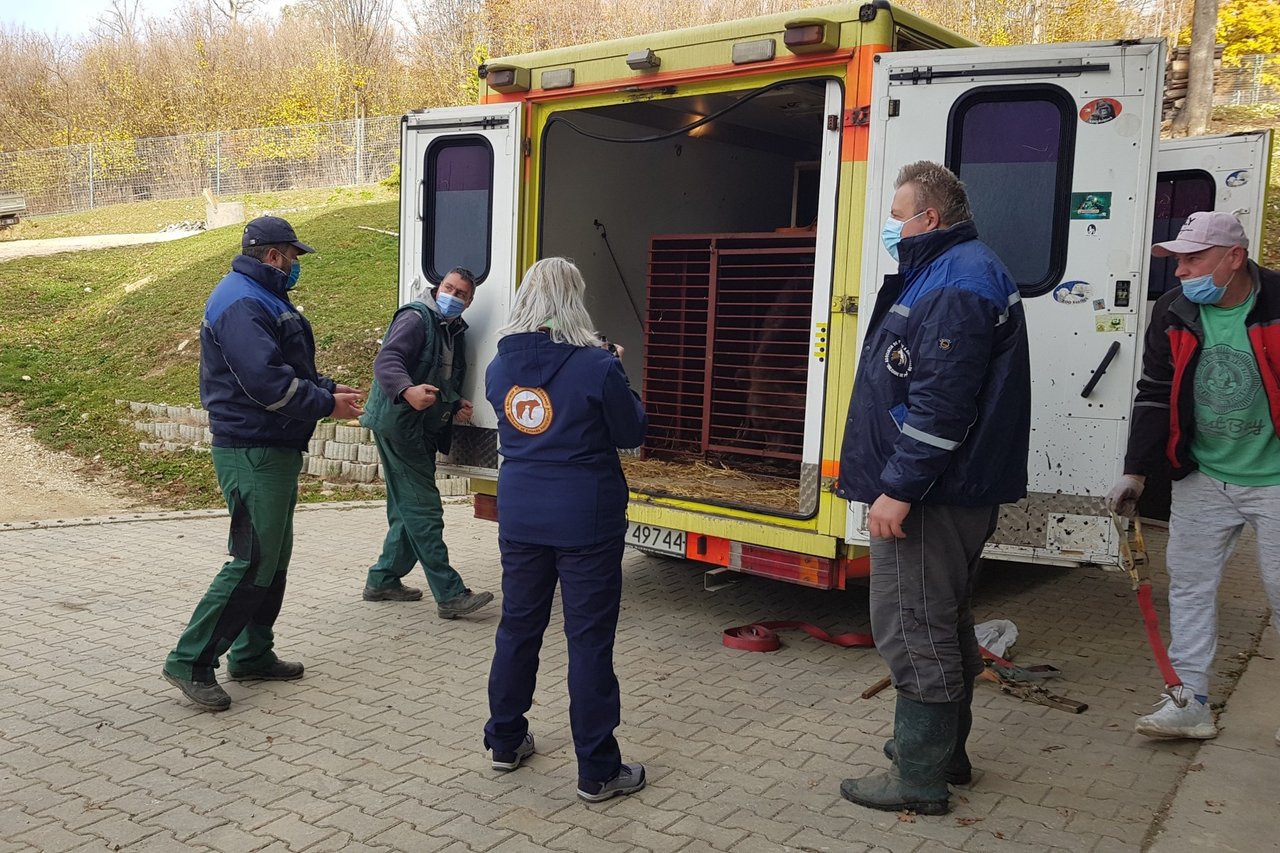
[841,694,959,815]
[883,675,974,785]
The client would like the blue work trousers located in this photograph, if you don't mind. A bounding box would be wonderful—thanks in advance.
[485,536,624,784]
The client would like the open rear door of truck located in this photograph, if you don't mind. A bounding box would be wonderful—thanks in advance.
[846,40,1166,567]
[399,103,523,475]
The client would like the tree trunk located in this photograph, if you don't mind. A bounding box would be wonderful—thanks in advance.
[1170,0,1218,137]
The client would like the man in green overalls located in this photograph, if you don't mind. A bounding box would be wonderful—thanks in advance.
[163,216,365,712]
[361,268,493,618]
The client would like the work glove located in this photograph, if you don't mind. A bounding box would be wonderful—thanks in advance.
[1106,475,1145,517]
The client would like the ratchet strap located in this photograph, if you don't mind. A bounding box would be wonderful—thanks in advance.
[1113,512,1183,690]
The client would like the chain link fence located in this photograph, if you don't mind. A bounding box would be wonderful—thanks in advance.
[0,115,401,218]
[1216,53,1280,107]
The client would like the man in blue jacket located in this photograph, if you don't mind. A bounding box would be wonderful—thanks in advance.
[836,162,1031,815]
[162,216,364,711]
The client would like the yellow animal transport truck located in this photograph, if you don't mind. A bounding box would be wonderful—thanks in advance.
[396,1,1272,589]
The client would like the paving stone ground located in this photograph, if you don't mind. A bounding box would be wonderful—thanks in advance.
[0,502,1270,852]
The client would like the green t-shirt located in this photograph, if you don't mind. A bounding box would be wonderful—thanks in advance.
[1190,293,1280,485]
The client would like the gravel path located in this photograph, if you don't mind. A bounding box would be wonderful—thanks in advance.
[1,229,189,520]
[0,229,199,262]
[0,409,157,522]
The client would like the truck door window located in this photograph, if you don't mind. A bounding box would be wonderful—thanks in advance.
[423,137,493,283]
[947,87,1074,297]
[1149,170,1215,300]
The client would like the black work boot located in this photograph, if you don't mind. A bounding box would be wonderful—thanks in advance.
[227,657,305,681]
[437,588,494,619]
[841,694,959,815]
[362,580,424,601]
[162,669,231,711]
[882,675,974,785]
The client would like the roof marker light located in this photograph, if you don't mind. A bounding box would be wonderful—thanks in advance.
[541,68,576,90]
[732,39,776,65]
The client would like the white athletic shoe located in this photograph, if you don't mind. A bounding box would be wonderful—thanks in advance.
[1134,685,1217,740]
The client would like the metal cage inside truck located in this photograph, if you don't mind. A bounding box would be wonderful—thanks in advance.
[396,1,1272,589]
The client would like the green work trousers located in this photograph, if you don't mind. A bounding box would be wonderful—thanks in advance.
[366,433,467,603]
[165,446,303,683]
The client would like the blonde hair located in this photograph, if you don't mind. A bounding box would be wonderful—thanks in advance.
[498,258,604,348]
[895,161,972,227]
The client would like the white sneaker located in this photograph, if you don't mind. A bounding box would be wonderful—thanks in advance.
[1134,686,1217,740]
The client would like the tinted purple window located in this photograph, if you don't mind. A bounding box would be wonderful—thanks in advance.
[1150,171,1215,299]
[960,101,1062,164]
[952,93,1070,294]
[433,145,492,192]
[424,139,492,282]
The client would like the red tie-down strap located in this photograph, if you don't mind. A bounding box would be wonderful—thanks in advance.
[1137,583,1184,688]
[1113,513,1183,690]
[722,620,875,652]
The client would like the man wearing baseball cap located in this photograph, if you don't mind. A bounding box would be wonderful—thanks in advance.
[162,215,365,711]
[1109,211,1280,745]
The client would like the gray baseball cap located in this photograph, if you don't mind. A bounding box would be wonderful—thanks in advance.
[1152,211,1248,257]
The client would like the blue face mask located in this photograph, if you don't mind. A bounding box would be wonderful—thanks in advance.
[436,292,466,319]
[285,260,301,291]
[1179,251,1230,305]
[881,210,926,261]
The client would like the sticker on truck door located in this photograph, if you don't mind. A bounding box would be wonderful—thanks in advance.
[1080,98,1122,124]
[1070,192,1112,219]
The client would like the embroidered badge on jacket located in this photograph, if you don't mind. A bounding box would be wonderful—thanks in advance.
[504,387,554,434]
[884,340,912,377]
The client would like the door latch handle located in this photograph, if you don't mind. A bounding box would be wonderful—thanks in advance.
[1081,340,1121,398]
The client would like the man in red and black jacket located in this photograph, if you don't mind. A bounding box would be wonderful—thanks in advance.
[1109,211,1280,744]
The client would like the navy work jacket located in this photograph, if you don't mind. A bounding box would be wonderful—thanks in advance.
[836,221,1031,507]
[485,331,647,546]
[200,255,336,450]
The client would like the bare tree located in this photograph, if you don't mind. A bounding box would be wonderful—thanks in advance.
[95,0,144,41]
[308,0,395,117]
[1170,0,1218,137]
[211,0,266,25]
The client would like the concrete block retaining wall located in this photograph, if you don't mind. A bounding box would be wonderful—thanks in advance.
[121,400,469,495]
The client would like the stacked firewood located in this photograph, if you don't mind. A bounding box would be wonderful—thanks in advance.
[1163,43,1224,121]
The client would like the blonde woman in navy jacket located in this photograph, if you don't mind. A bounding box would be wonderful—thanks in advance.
[482,258,648,803]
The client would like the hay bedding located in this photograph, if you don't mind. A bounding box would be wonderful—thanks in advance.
[620,456,800,513]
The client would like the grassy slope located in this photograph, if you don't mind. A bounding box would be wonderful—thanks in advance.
[0,189,400,508]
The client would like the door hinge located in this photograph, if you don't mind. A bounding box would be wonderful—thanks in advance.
[832,295,858,314]
[522,138,532,156]
[842,106,871,127]
[821,476,839,493]
[887,99,900,118]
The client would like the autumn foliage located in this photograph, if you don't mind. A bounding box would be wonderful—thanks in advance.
[0,0,1268,154]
